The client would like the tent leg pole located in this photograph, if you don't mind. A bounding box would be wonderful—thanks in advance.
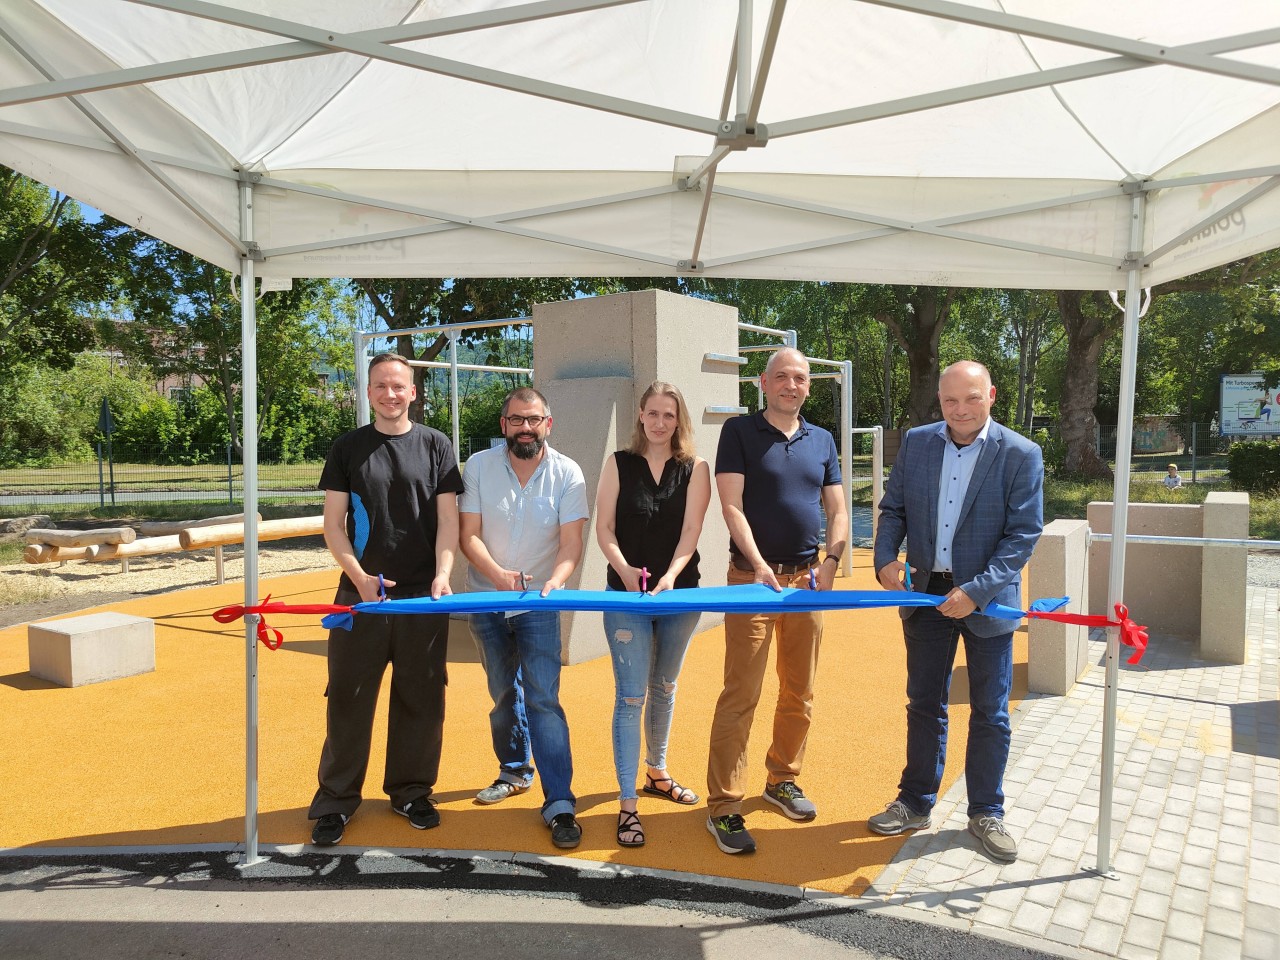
[354,328,370,426]
[1093,184,1147,879]
[840,359,853,578]
[449,329,461,458]
[237,175,265,870]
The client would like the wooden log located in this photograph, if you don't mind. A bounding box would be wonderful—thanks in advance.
[138,513,261,537]
[20,544,97,563]
[23,526,136,547]
[24,544,54,563]
[179,515,324,550]
[87,535,183,562]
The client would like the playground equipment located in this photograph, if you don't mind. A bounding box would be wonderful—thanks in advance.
[22,515,324,584]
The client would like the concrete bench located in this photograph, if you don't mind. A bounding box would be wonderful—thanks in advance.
[28,612,156,687]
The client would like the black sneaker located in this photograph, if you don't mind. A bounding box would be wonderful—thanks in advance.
[311,812,348,846]
[706,814,756,854]
[549,813,582,849]
[393,796,440,830]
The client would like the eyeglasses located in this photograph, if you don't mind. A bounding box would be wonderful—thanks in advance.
[503,415,546,427]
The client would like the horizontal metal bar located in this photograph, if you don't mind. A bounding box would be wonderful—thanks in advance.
[739,344,782,353]
[736,322,791,339]
[412,361,533,375]
[1089,533,1278,549]
[706,405,748,415]
[358,317,531,343]
[704,353,748,365]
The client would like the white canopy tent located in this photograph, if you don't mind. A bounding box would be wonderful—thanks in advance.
[3,0,1278,872]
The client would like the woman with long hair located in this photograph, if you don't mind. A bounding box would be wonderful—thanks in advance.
[595,381,711,847]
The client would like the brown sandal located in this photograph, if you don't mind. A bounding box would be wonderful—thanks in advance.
[617,809,645,847]
[642,774,699,805]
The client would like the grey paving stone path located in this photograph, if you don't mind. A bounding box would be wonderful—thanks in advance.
[868,586,1279,960]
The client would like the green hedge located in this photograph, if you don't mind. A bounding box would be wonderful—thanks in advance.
[1227,439,1280,492]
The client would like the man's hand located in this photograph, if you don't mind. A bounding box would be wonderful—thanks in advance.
[937,587,976,618]
[877,561,911,592]
[494,568,531,592]
[430,572,453,600]
[356,572,394,604]
[753,563,782,593]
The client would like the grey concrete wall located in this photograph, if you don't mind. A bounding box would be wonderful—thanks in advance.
[1027,519,1090,695]
[1087,502,1203,638]
[520,290,742,664]
[1200,491,1249,663]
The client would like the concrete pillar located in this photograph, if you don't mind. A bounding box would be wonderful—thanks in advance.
[532,290,741,664]
[1200,491,1249,663]
[1027,519,1090,695]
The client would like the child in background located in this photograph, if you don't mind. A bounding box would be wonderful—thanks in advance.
[1164,463,1183,489]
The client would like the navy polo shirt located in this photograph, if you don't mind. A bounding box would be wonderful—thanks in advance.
[715,411,842,564]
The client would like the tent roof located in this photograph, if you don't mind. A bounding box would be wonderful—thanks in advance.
[3,0,1279,288]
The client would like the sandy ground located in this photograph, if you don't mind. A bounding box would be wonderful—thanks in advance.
[0,538,335,629]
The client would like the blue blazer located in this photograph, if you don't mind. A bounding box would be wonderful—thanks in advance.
[874,420,1044,637]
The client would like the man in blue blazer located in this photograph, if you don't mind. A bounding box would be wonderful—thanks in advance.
[869,361,1044,862]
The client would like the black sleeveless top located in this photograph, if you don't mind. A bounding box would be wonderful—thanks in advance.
[606,451,701,591]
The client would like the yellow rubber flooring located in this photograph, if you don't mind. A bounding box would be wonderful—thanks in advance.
[0,550,1028,897]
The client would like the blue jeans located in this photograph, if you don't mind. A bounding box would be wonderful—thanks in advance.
[603,590,700,801]
[898,605,1013,819]
[469,610,575,822]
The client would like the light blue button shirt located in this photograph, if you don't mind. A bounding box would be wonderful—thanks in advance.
[933,417,992,574]
[460,442,590,593]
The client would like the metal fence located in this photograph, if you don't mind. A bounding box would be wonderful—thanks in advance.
[0,444,324,514]
[1093,422,1232,482]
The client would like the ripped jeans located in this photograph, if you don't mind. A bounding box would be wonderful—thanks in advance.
[603,588,701,800]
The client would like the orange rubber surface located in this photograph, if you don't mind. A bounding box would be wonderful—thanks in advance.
[0,551,1028,896]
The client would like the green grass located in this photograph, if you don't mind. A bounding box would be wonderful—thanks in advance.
[0,460,322,494]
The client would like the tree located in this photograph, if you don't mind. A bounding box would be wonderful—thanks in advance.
[0,167,136,378]
[874,286,962,427]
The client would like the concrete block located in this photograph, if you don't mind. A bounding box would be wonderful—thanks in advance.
[1027,518,1090,695]
[1200,491,1249,663]
[28,612,155,687]
[1087,502,1202,637]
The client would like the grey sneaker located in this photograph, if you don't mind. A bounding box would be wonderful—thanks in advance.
[393,796,439,830]
[868,800,931,836]
[763,780,817,821]
[969,815,1018,862]
[476,779,529,805]
[707,814,756,854]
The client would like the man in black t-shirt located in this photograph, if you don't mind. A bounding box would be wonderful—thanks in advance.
[308,353,463,847]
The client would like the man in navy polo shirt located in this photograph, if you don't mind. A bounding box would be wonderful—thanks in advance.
[705,347,849,855]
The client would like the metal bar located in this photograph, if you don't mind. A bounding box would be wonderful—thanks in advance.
[704,353,748,365]
[259,183,679,259]
[376,316,532,340]
[1088,533,1277,549]
[2,0,649,108]
[215,544,225,585]
[736,0,752,121]
[0,20,247,255]
[448,330,461,456]
[737,322,791,339]
[854,0,1280,86]
[706,405,749,415]
[840,359,854,578]
[1191,423,1198,483]
[237,177,264,870]
[853,426,885,545]
[683,146,734,189]
[688,166,718,267]
[1144,176,1280,266]
[746,0,786,126]
[133,0,722,135]
[411,361,534,375]
[354,329,370,427]
[1095,185,1147,879]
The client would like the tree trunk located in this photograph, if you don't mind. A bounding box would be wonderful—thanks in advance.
[1057,291,1115,479]
[879,287,951,426]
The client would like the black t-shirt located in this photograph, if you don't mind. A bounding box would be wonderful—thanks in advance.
[606,450,700,591]
[318,423,463,595]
